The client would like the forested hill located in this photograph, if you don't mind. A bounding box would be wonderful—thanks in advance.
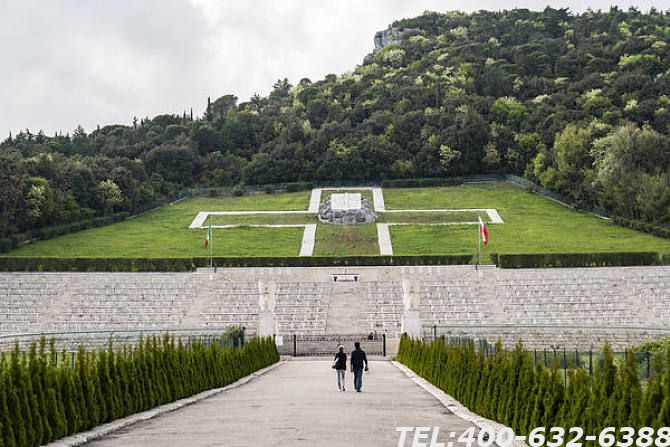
[1,7,669,242]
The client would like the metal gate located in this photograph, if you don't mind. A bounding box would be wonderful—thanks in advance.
[276,334,387,357]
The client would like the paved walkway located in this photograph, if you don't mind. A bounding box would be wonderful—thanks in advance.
[86,360,477,447]
[377,224,393,255]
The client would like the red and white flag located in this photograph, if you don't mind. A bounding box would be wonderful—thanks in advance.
[478,216,488,246]
[204,221,212,249]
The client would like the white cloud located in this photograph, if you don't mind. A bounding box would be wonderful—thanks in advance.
[0,0,665,135]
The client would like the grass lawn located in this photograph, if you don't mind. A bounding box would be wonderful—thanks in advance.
[313,224,379,256]
[3,193,309,257]
[387,182,670,259]
[4,183,669,259]
[378,211,485,224]
[210,214,317,226]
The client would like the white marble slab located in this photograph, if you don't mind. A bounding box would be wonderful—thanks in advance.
[330,193,361,210]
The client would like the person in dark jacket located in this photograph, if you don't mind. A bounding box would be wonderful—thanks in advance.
[350,341,369,392]
[333,345,347,391]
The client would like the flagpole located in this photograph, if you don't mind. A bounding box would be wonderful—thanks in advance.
[477,218,480,270]
[209,215,213,269]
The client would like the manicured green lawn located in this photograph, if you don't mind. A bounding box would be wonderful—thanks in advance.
[313,224,379,256]
[210,214,317,226]
[378,211,485,224]
[387,182,670,258]
[183,192,310,211]
[4,183,668,258]
[3,193,309,257]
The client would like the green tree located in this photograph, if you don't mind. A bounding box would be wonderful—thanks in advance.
[552,125,594,204]
[98,180,124,214]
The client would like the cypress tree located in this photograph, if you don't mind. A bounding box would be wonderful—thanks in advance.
[8,346,27,447]
[524,364,546,434]
[655,348,670,428]
[46,342,68,441]
[105,340,122,420]
[60,354,81,435]
[474,358,491,415]
[0,372,16,447]
[504,343,526,428]
[617,350,641,427]
[561,368,590,429]
[496,352,512,425]
[542,360,565,428]
[77,346,97,430]
[32,340,52,444]
[639,353,663,428]
[589,342,617,433]
[512,353,535,434]
[118,347,133,416]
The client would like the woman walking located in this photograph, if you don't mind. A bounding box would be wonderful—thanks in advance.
[333,345,347,391]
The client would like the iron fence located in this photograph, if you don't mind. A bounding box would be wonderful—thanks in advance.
[0,326,245,354]
[430,331,666,383]
[276,333,387,357]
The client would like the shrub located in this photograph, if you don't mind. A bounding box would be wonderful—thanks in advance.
[284,182,313,192]
[0,238,15,253]
[612,216,670,239]
[496,252,662,268]
[381,177,464,188]
[0,336,278,446]
[232,183,245,197]
[397,336,669,439]
[0,255,475,272]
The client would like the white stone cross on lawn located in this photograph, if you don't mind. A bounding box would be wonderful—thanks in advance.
[189,187,504,256]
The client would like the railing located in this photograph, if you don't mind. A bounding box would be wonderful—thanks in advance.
[427,333,666,382]
[276,333,387,357]
[0,326,245,353]
[427,323,670,341]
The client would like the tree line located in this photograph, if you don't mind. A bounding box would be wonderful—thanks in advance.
[1,7,668,243]
[0,335,279,447]
[397,336,670,442]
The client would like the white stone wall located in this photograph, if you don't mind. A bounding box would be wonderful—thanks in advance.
[1,265,668,349]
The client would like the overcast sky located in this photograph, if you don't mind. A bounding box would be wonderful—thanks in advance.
[0,0,666,135]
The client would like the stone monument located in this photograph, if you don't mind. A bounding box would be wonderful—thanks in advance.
[258,281,277,337]
[318,192,377,225]
[401,279,422,338]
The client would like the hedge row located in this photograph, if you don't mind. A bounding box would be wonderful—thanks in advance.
[0,257,195,272]
[397,336,670,440]
[381,177,464,188]
[0,255,475,272]
[197,255,475,268]
[0,335,279,447]
[495,252,666,268]
[0,252,666,272]
[612,216,670,240]
[0,213,131,254]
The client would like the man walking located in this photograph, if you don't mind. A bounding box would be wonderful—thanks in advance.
[350,341,369,392]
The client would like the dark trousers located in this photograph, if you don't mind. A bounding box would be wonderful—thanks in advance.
[353,368,363,391]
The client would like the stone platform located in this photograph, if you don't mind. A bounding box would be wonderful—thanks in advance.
[318,193,377,225]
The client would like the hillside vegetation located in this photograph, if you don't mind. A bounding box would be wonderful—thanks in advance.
[1,7,669,248]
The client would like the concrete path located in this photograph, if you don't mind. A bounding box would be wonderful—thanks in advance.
[86,361,477,447]
[299,224,317,256]
[372,187,385,211]
[308,188,323,213]
[377,223,393,255]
